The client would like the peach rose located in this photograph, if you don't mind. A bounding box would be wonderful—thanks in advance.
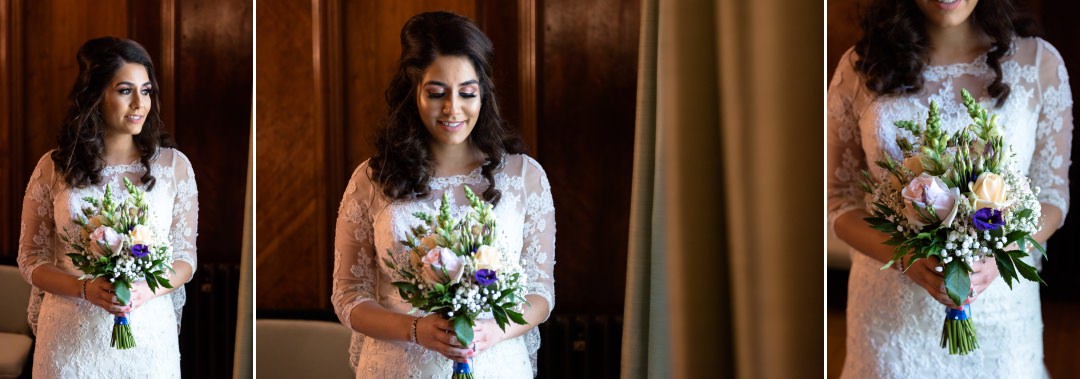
[972,172,1008,210]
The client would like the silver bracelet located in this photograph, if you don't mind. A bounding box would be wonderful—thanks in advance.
[409,317,420,344]
[80,279,89,300]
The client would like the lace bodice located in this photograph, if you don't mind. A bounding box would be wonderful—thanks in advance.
[15,148,198,377]
[828,37,1073,231]
[331,154,556,378]
[828,37,1072,378]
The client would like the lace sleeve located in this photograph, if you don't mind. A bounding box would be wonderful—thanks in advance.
[17,153,58,284]
[518,156,556,317]
[827,48,870,232]
[169,150,200,276]
[1030,39,1073,227]
[331,162,379,330]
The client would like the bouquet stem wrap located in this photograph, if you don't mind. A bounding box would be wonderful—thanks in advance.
[111,313,135,349]
[452,360,474,379]
[940,304,977,355]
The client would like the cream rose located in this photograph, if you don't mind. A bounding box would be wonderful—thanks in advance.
[903,156,924,176]
[972,172,1008,210]
[474,245,502,271]
[130,225,155,246]
[901,173,960,228]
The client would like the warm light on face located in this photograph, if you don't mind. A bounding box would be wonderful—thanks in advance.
[417,55,482,148]
[102,62,152,137]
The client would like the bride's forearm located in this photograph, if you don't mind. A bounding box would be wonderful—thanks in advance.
[1031,204,1063,246]
[29,264,83,298]
[499,295,550,341]
[834,210,899,265]
[348,301,416,342]
[155,260,193,296]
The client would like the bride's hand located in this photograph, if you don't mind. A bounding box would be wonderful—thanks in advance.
[965,256,999,305]
[415,314,473,363]
[470,319,507,356]
[84,278,127,317]
[902,256,961,309]
[126,281,157,312]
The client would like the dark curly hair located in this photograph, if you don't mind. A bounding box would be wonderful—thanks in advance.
[369,11,526,205]
[52,37,174,190]
[853,0,1038,107]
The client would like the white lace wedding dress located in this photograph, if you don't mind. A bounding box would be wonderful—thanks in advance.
[332,154,556,378]
[827,37,1073,378]
[17,148,199,378]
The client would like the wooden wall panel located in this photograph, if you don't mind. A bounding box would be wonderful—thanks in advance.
[255,0,325,309]
[174,0,252,264]
[538,0,639,314]
[1,0,13,259]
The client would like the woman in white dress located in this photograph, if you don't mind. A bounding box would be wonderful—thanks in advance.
[17,37,198,378]
[331,11,556,378]
[828,0,1072,377]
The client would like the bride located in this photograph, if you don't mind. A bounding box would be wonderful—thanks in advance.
[330,11,556,378]
[17,37,198,378]
[827,0,1071,377]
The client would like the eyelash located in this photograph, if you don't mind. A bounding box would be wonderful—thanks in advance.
[427,92,478,99]
[118,88,153,95]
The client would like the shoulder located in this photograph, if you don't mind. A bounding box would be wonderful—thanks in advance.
[829,47,865,92]
[343,159,376,200]
[29,150,59,185]
[1013,37,1066,66]
[503,154,548,176]
[156,148,194,171]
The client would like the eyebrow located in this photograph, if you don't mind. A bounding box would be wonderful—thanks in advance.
[424,79,479,87]
[114,81,153,87]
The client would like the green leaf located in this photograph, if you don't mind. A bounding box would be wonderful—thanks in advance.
[505,309,528,325]
[1026,236,1046,257]
[1013,259,1045,285]
[1016,208,1033,219]
[491,307,509,330]
[943,261,970,307]
[994,251,1018,289]
[157,275,174,289]
[115,282,131,306]
[870,223,898,233]
[453,316,474,347]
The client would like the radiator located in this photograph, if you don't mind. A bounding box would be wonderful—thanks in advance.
[537,313,623,379]
[180,262,241,378]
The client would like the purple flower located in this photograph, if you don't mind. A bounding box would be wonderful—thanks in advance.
[131,244,150,258]
[474,269,497,287]
[972,208,1004,231]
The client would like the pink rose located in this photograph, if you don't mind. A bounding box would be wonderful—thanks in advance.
[421,247,465,285]
[89,226,123,257]
[901,173,960,228]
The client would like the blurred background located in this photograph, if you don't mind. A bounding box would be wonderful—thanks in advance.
[826,0,1080,377]
[0,0,252,377]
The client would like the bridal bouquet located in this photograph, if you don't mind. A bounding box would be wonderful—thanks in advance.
[859,89,1045,355]
[384,186,529,378]
[61,177,174,349]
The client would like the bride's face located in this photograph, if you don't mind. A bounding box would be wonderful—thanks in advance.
[416,54,482,148]
[101,62,152,137]
[914,0,979,29]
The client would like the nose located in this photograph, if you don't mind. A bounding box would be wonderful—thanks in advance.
[131,91,148,110]
[442,94,459,116]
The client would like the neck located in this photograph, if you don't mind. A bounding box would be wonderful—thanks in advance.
[103,132,139,165]
[429,140,484,176]
[925,20,990,65]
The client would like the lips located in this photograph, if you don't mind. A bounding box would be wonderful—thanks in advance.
[125,114,145,122]
[437,120,466,131]
[931,0,962,10]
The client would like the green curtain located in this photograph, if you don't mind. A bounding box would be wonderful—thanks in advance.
[234,108,254,379]
[622,0,822,378]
